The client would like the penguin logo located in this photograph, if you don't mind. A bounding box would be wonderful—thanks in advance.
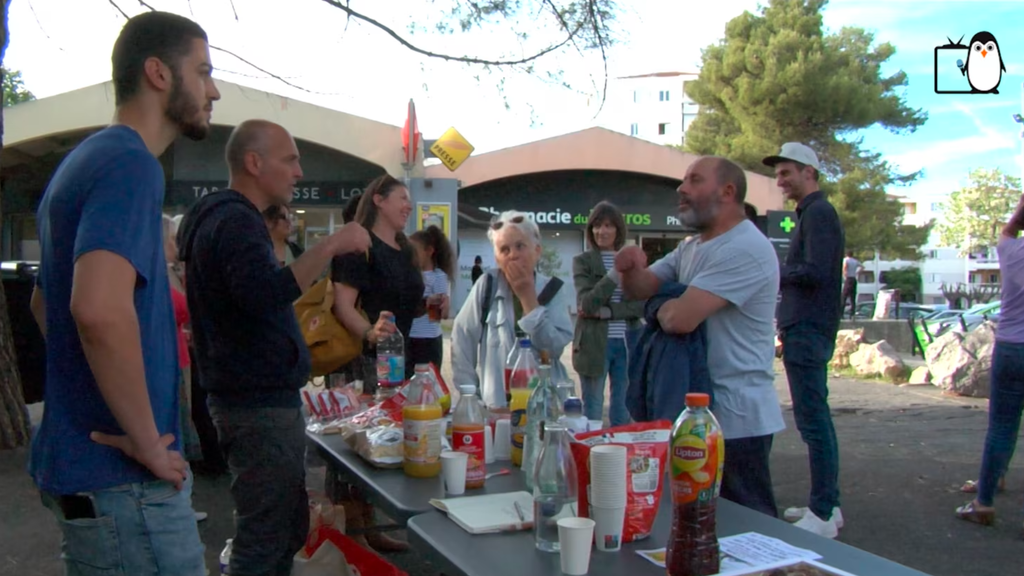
[963,32,1006,93]
[934,32,1009,94]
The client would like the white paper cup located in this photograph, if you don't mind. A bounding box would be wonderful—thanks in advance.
[484,425,495,464]
[494,419,512,461]
[557,517,596,575]
[440,451,468,495]
[591,505,625,552]
[588,420,603,432]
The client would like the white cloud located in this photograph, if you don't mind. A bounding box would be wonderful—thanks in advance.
[889,101,1017,171]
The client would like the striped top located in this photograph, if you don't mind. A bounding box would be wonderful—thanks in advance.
[601,251,627,340]
[410,268,450,339]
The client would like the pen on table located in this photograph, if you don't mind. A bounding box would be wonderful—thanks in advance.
[514,500,526,521]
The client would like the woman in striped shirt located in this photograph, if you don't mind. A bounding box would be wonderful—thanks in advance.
[572,201,645,427]
[409,225,454,370]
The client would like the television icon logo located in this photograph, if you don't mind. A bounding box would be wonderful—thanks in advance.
[934,33,1007,94]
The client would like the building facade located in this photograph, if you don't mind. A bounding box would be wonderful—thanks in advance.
[597,71,700,147]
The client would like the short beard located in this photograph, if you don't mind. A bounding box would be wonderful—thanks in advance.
[165,68,208,141]
[678,195,721,231]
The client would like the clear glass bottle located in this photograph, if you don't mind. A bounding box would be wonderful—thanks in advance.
[532,423,579,552]
[523,364,562,491]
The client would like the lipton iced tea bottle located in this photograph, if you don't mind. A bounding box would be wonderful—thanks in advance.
[402,364,443,478]
[667,393,724,576]
[509,338,539,467]
[452,385,487,489]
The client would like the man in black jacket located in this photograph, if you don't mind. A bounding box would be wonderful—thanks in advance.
[178,119,369,576]
[764,142,845,539]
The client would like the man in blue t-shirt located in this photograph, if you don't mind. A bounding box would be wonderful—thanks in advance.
[28,12,220,575]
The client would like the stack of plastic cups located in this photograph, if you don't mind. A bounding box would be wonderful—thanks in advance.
[588,445,627,552]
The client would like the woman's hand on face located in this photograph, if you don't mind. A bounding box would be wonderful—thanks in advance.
[504,260,537,300]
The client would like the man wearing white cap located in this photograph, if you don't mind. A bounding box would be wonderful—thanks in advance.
[763,142,845,538]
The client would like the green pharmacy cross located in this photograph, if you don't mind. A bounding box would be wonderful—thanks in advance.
[780,216,796,233]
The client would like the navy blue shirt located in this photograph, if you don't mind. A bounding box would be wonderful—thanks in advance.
[31,125,179,495]
[177,190,310,409]
[777,191,845,332]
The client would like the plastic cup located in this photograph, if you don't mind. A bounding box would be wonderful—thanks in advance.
[588,420,603,432]
[591,505,625,552]
[440,451,468,495]
[557,517,596,575]
[494,418,512,461]
[484,425,495,464]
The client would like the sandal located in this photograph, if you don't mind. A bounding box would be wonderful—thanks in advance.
[955,500,995,526]
[960,478,1007,494]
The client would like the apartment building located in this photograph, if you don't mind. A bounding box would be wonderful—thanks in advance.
[598,71,700,147]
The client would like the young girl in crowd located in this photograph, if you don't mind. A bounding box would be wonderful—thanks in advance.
[408,225,454,369]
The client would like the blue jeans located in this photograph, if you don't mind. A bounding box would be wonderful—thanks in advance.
[41,471,205,576]
[581,337,630,427]
[210,405,309,576]
[977,341,1024,507]
[781,323,841,520]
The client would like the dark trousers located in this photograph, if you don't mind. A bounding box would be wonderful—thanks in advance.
[409,335,444,374]
[210,405,309,576]
[189,347,227,474]
[781,323,841,521]
[721,434,778,518]
[977,341,1024,506]
[841,278,858,319]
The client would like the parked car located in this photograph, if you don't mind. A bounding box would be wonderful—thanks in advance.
[853,301,935,320]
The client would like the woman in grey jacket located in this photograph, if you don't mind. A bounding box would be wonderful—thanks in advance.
[451,210,574,410]
[572,201,644,427]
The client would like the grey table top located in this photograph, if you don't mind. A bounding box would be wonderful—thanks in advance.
[408,498,932,576]
[306,429,526,523]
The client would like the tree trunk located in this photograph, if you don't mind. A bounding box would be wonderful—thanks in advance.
[0,0,31,450]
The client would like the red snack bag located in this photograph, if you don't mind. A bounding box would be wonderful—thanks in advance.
[569,420,673,543]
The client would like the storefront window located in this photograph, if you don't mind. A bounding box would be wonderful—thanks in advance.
[2,214,40,261]
[293,207,346,251]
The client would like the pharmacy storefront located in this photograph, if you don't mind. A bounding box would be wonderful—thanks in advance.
[451,169,690,313]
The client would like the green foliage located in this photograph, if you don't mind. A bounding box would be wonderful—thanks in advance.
[2,67,33,107]
[682,0,931,259]
[537,246,563,278]
[936,167,1022,255]
[881,266,922,303]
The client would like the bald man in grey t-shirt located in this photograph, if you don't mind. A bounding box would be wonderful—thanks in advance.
[611,156,785,517]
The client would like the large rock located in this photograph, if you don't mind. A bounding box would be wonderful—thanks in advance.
[849,340,906,381]
[908,366,931,385]
[925,321,995,398]
[831,328,865,369]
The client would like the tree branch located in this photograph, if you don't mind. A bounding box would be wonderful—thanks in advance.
[318,0,584,67]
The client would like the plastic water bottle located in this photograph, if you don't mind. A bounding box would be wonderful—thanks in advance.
[219,539,232,575]
[557,397,589,436]
[523,364,562,491]
[377,316,405,392]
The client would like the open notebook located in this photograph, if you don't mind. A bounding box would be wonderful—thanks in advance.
[429,491,535,535]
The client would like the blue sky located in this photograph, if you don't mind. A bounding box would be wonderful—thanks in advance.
[4,0,1022,210]
[820,1,1024,203]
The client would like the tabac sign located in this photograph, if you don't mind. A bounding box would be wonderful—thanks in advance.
[429,127,475,172]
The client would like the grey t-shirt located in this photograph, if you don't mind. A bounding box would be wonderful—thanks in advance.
[843,257,861,279]
[648,220,786,440]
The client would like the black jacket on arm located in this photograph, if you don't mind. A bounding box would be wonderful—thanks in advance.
[177,190,312,409]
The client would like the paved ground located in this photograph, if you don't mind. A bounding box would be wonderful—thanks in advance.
[2,344,1021,576]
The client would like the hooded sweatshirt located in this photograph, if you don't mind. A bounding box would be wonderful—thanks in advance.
[177,190,311,409]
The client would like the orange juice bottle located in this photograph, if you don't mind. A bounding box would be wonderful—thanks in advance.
[509,339,538,467]
[403,364,443,478]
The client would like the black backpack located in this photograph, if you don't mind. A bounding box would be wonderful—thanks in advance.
[478,270,563,342]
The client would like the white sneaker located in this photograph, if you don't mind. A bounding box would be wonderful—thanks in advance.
[195,511,209,522]
[793,510,839,539]
[783,506,843,528]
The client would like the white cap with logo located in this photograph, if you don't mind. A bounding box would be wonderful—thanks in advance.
[762,142,820,170]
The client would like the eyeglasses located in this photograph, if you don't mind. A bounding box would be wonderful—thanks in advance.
[490,215,525,231]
